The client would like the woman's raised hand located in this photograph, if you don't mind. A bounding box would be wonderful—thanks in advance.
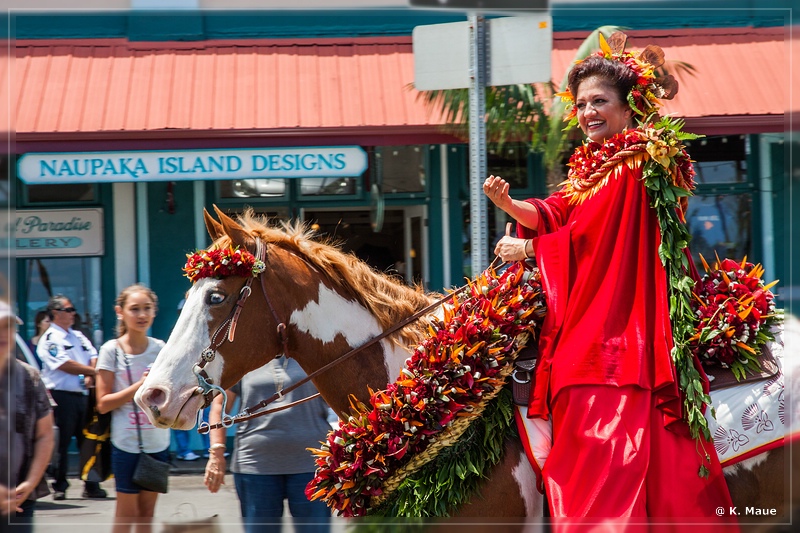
[483,175,513,211]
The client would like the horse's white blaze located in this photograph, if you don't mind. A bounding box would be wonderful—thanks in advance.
[512,450,544,518]
[291,283,404,380]
[136,279,223,429]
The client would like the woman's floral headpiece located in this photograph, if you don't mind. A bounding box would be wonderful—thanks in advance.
[183,245,266,283]
[556,31,679,127]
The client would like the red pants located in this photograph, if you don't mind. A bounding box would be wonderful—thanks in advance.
[543,385,737,530]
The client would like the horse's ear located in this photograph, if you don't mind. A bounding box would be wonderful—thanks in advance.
[214,205,254,248]
[204,208,225,242]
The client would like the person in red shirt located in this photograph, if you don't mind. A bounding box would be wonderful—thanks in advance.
[484,33,735,526]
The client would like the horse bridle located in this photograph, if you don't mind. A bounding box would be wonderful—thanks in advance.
[192,236,503,434]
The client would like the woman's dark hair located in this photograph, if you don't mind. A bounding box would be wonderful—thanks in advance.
[567,55,639,104]
[34,310,49,333]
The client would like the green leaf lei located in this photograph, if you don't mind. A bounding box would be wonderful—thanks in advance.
[639,115,713,476]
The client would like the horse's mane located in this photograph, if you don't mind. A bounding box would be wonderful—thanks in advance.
[215,210,436,344]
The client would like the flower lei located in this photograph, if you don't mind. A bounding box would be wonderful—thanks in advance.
[183,245,266,283]
[562,125,695,205]
[305,262,546,517]
[689,254,781,380]
[556,31,678,129]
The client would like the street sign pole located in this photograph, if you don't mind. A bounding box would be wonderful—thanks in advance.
[468,13,488,276]
[412,10,551,279]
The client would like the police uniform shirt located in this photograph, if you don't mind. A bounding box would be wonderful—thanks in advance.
[37,324,98,392]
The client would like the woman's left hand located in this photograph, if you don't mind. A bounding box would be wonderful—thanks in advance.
[494,236,529,262]
[204,455,226,494]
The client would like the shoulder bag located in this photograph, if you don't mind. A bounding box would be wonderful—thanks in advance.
[119,344,171,493]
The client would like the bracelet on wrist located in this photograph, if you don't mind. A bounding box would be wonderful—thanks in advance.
[208,443,227,453]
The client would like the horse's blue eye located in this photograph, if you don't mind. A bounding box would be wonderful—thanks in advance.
[207,293,226,305]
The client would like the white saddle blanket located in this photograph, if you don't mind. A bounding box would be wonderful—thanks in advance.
[704,324,787,465]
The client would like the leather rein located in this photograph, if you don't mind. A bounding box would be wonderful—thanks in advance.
[194,237,492,435]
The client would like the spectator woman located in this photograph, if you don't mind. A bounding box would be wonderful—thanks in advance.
[95,285,169,533]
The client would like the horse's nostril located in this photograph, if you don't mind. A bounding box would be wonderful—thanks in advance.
[147,388,166,407]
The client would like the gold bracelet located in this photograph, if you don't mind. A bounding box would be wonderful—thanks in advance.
[524,239,533,259]
[208,443,227,452]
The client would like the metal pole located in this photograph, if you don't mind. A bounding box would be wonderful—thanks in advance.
[468,13,488,277]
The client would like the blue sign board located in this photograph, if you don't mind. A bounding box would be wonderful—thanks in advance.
[17,146,369,184]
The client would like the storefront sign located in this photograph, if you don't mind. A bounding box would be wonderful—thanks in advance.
[17,147,369,184]
[15,208,104,257]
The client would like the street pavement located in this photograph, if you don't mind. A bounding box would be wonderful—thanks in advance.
[31,457,350,533]
[34,472,245,532]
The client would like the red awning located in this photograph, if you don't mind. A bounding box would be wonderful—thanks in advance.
[8,26,795,146]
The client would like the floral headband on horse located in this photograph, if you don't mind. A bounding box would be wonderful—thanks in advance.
[557,31,679,126]
[184,246,266,283]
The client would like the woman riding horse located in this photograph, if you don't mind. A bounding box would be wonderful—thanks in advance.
[484,32,736,524]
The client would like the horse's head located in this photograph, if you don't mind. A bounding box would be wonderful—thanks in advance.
[135,206,288,429]
[136,206,434,429]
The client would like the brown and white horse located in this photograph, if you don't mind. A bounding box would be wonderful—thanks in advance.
[136,207,795,525]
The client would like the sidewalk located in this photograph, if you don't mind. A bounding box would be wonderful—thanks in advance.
[33,457,349,532]
[34,473,244,531]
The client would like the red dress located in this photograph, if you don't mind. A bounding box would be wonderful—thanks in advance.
[518,145,736,524]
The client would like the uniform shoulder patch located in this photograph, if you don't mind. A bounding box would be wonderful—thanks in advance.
[47,343,59,357]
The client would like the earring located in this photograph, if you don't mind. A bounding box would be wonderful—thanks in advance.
[117,315,123,320]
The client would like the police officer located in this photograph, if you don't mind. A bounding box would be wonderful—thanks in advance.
[37,294,106,501]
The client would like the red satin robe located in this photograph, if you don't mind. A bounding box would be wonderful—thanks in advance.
[518,155,735,523]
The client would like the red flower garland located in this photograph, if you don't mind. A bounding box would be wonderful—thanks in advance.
[566,129,644,185]
[562,125,696,204]
[305,262,546,517]
[183,246,266,283]
[689,255,780,379]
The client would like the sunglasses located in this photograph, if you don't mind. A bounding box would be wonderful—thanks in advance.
[56,307,77,313]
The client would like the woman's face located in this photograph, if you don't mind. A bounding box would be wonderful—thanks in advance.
[575,76,634,143]
[37,315,51,334]
[117,291,156,335]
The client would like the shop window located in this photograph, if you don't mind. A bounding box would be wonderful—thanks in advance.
[377,146,426,194]
[685,193,752,266]
[27,183,95,203]
[685,136,747,185]
[22,256,104,347]
[487,143,531,189]
[693,160,747,185]
[219,179,287,199]
[299,177,359,197]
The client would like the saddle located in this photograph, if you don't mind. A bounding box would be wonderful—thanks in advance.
[511,344,539,406]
